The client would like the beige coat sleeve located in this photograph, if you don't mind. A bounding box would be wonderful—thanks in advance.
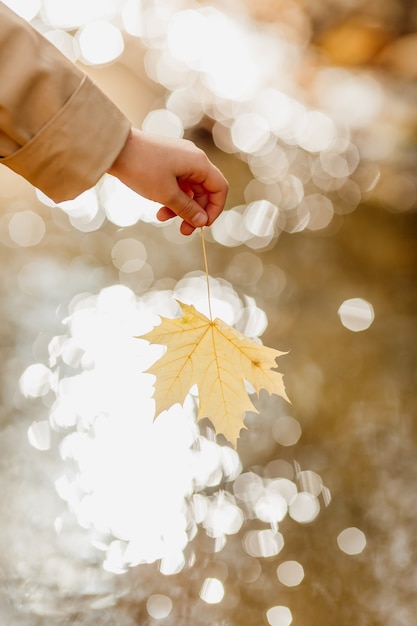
[0,3,131,202]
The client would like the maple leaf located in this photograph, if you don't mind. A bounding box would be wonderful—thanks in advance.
[140,301,289,446]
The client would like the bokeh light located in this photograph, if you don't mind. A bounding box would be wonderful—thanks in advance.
[76,20,124,65]
[100,177,155,227]
[295,110,336,153]
[146,594,173,619]
[142,109,184,138]
[27,420,51,451]
[277,560,305,587]
[289,493,320,523]
[266,605,293,626]
[19,363,53,397]
[231,113,271,154]
[8,210,45,247]
[1,0,416,624]
[2,0,40,20]
[21,275,329,582]
[41,0,120,29]
[122,0,143,37]
[199,577,225,604]
[111,238,147,273]
[273,416,302,447]
[338,298,375,332]
[337,527,367,555]
[243,530,285,558]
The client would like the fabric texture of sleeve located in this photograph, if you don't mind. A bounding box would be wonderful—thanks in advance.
[0,2,131,202]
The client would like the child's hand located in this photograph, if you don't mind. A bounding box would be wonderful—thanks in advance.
[108,129,228,235]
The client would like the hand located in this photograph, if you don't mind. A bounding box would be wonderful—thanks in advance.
[108,129,228,235]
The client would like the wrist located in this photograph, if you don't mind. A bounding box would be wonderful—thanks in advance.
[107,127,135,177]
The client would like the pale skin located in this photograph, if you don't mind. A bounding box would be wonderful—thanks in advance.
[108,128,229,235]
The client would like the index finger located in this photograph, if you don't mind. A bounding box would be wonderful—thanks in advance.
[182,167,229,226]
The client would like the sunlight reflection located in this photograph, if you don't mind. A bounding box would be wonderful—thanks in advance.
[302,194,334,231]
[145,49,197,91]
[76,20,124,65]
[166,88,203,128]
[255,493,288,524]
[203,493,244,538]
[320,139,360,178]
[266,459,294,480]
[298,470,323,497]
[19,362,54,397]
[16,0,413,270]
[58,189,106,232]
[2,0,40,20]
[8,210,45,247]
[248,144,289,183]
[111,238,147,273]
[266,605,293,626]
[146,594,173,619]
[289,492,320,523]
[100,177,147,227]
[277,560,304,587]
[16,0,404,253]
[4,0,415,622]
[337,527,367,555]
[333,178,362,215]
[231,113,271,154]
[24,282,236,568]
[41,0,120,29]
[24,275,329,580]
[273,416,302,446]
[27,420,51,451]
[254,89,300,136]
[211,208,249,247]
[243,529,285,558]
[196,10,267,100]
[167,9,211,70]
[122,0,143,37]
[295,110,336,153]
[314,68,383,129]
[142,109,184,138]
[338,298,375,332]
[199,577,224,604]
[244,201,280,239]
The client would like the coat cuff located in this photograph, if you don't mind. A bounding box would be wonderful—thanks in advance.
[2,75,131,203]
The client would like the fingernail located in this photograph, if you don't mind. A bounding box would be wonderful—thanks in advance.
[194,213,208,226]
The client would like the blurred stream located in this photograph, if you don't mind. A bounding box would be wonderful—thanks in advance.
[0,1,416,625]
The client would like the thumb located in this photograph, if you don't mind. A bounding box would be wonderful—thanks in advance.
[181,195,208,227]
[166,191,208,228]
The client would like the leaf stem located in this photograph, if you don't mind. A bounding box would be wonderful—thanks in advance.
[200,227,213,321]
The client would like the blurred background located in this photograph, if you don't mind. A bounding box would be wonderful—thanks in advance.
[0,0,416,624]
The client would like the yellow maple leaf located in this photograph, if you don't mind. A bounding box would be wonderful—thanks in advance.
[140,301,289,446]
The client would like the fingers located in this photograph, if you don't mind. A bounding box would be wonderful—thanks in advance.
[156,168,228,235]
[156,206,176,222]
[195,166,229,226]
[157,205,197,235]
[199,188,228,227]
[179,195,208,227]
[157,194,208,236]
[180,221,197,236]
